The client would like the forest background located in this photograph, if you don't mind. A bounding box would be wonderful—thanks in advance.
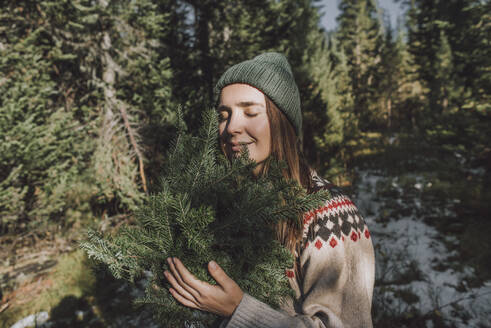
[1,0,490,327]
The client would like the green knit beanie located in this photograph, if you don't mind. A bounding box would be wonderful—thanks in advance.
[214,52,302,136]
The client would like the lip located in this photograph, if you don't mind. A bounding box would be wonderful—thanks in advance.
[229,142,252,152]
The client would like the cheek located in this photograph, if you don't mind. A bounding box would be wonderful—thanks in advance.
[250,119,271,149]
[258,120,271,142]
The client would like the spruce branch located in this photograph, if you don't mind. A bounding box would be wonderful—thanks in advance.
[82,107,330,326]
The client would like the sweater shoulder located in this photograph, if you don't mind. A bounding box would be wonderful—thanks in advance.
[301,174,371,251]
[311,172,345,196]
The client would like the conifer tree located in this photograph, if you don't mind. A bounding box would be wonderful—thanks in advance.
[461,0,490,114]
[308,31,355,179]
[433,30,457,113]
[0,0,177,232]
[81,109,330,326]
[404,0,490,150]
[391,27,426,130]
[336,0,384,130]
[0,1,102,232]
[377,22,425,131]
[404,0,472,113]
[378,23,397,130]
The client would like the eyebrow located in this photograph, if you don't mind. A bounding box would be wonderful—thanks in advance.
[217,101,265,111]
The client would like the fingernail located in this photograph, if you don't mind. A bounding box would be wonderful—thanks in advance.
[209,261,217,269]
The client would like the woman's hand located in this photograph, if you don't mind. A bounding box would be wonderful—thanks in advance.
[164,257,244,317]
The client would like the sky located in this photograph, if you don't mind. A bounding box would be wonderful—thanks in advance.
[319,0,406,31]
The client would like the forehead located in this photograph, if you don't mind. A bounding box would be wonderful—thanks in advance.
[219,83,266,105]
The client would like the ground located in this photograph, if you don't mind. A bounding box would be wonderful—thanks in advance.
[1,133,490,328]
[350,133,491,328]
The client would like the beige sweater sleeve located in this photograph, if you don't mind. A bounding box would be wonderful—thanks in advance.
[221,192,375,328]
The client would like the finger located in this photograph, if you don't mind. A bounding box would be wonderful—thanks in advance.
[169,287,199,309]
[167,258,202,299]
[208,261,236,291]
[164,270,198,305]
[173,257,212,291]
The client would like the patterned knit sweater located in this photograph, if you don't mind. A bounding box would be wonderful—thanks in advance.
[220,173,375,328]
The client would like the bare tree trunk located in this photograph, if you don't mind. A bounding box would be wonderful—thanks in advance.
[442,88,448,112]
[387,97,392,130]
[98,0,147,194]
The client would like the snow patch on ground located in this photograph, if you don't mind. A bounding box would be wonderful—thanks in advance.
[10,312,49,328]
[353,170,491,327]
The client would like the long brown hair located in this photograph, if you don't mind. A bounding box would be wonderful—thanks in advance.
[261,96,313,255]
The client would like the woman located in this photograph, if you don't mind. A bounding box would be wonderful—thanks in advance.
[164,52,375,328]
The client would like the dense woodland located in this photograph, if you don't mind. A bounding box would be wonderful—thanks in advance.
[1,0,490,327]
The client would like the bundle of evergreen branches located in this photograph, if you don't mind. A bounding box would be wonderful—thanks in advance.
[81,109,329,326]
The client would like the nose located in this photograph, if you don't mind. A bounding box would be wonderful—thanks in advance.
[226,110,244,136]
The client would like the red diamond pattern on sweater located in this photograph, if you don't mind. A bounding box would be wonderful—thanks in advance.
[304,195,364,242]
[302,174,371,254]
[302,198,356,227]
[285,269,295,278]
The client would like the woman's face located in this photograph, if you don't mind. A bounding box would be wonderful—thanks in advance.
[218,83,271,174]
